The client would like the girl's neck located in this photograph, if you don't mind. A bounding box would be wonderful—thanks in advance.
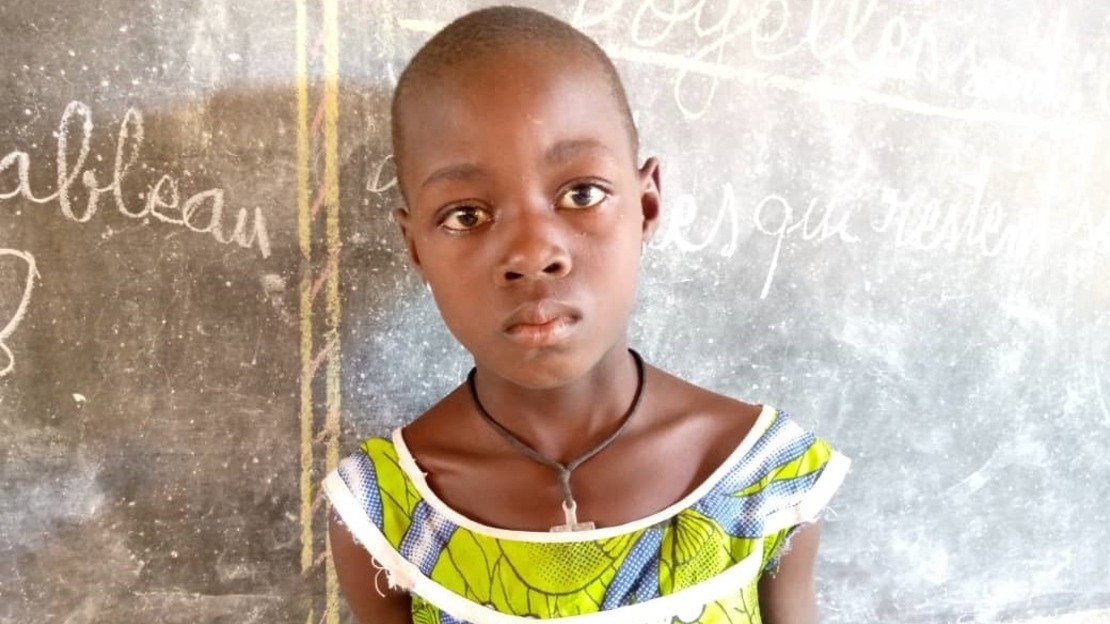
[469,345,643,463]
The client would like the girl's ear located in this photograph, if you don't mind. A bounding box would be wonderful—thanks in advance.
[392,208,424,278]
[637,157,662,242]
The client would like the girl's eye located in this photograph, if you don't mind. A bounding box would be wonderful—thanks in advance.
[556,184,608,209]
[440,205,492,232]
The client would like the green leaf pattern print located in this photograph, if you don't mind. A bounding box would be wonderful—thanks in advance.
[330,408,848,624]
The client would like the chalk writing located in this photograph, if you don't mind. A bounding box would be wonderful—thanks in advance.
[570,0,625,29]
[651,154,1107,298]
[873,159,1109,260]
[365,154,398,193]
[567,0,1087,127]
[0,248,37,378]
[654,183,859,299]
[398,9,1069,127]
[870,161,1017,257]
[753,194,860,298]
[0,101,271,258]
[655,183,744,257]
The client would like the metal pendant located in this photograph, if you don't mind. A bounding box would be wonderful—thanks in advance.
[550,500,596,532]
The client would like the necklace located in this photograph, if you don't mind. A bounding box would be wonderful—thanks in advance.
[466,349,646,532]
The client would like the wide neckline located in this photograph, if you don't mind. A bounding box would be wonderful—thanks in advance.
[390,403,776,543]
[323,468,768,624]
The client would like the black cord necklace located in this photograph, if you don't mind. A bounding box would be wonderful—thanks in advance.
[466,349,646,532]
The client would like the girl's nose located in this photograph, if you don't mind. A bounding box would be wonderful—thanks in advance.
[495,215,572,285]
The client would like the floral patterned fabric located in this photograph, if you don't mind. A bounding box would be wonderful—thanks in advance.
[324,407,849,624]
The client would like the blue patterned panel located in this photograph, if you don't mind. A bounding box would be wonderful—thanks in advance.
[601,527,664,608]
[337,451,384,529]
[400,501,459,577]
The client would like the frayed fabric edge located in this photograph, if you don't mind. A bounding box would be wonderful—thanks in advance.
[761,510,835,577]
[760,450,852,576]
[323,470,421,595]
[332,512,404,597]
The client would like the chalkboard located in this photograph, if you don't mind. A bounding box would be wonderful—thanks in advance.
[2,1,1108,623]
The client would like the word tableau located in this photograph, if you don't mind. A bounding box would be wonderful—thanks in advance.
[0,101,272,259]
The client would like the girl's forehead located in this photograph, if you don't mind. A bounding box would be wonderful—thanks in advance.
[396,51,634,189]
[417,50,615,129]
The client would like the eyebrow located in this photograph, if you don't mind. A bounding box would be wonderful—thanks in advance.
[420,163,488,191]
[418,139,612,191]
[544,138,610,165]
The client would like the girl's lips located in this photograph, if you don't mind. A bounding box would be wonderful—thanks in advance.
[504,315,578,347]
[502,300,581,347]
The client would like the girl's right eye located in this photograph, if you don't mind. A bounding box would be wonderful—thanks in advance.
[439,205,492,232]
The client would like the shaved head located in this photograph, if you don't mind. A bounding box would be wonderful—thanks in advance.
[391,6,639,198]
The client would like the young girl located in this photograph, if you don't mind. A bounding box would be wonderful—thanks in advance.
[324,6,849,623]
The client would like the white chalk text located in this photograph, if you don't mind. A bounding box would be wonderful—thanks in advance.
[0,101,271,258]
[0,248,37,378]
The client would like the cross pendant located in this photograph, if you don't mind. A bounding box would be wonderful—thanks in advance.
[550,500,596,532]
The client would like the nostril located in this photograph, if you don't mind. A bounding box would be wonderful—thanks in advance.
[504,271,524,281]
[543,261,564,275]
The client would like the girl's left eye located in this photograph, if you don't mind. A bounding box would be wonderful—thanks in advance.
[556,184,608,209]
[440,205,492,232]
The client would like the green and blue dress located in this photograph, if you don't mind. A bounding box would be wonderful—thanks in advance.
[323,405,849,624]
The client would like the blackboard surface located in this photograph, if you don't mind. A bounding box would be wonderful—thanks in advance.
[2,1,1108,623]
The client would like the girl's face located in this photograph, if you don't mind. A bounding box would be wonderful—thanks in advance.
[394,46,660,389]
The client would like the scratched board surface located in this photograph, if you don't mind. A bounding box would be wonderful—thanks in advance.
[1,1,1107,623]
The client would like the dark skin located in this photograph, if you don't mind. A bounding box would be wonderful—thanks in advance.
[330,43,822,624]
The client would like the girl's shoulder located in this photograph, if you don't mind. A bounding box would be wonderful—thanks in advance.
[643,365,764,466]
[645,365,849,518]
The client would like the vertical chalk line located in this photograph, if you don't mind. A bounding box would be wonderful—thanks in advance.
[295,1,343,620]
[294,1,315,623]
[322,0,342,622]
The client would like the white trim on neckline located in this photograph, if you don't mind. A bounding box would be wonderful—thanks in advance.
[390,403,778,543]
[323,469,765,624]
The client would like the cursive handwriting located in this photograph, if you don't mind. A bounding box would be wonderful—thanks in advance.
[870,160,1019,257]
[0,101,271,258]
[753,194,860,298]
[873,158,1109,261]
[570,0,1090,126]
[0,248,37,378]
[654,182,859,299]
[655,183,744,257]
[651,155,1107,298]
[571,0,626,29]
[366,154,398,193]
